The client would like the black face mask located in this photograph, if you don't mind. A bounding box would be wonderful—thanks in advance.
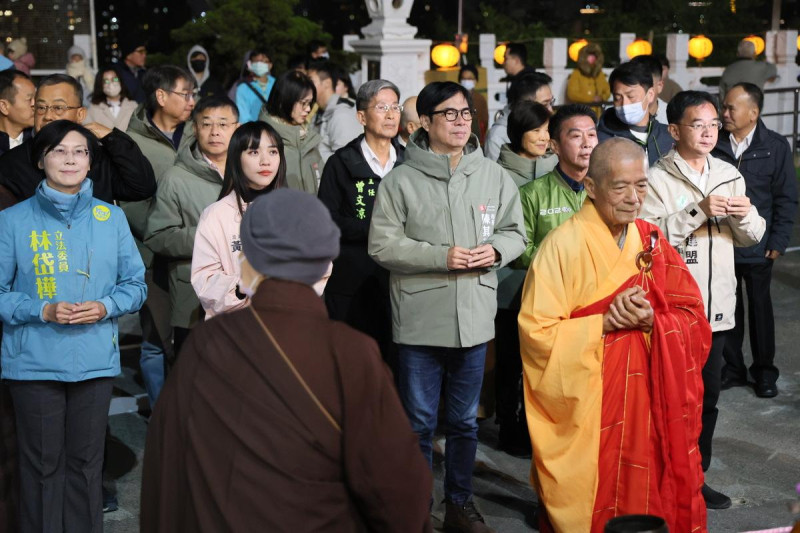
[190,59,207,73]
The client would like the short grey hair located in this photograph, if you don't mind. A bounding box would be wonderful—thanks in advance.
[356,79,401,111]
[737,40,756,59]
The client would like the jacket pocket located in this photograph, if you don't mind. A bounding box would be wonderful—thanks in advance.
[478,272,498,290]
[400,275,449,295]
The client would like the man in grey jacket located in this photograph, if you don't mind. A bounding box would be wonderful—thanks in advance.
[641,90,765,511]
[368,81,525,533]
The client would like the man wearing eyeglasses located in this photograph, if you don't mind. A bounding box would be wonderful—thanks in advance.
[144,96,239,358]
[318,80,404,372]
[307,61,363,164]
[641,90,765,511]
[368,81,525,533]
[123,65,197,406]
[0,73,156,205]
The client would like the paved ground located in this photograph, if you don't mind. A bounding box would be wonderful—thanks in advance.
[102,229,800,533]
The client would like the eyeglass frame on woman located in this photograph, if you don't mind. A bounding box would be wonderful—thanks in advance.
[430,107,475,122]
[46,147,90,160]
[34,104,83,116]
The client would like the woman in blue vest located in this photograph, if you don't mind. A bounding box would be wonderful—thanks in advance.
[0,120,146,532]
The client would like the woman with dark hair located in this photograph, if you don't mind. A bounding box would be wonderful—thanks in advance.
[0,120,146,532]
[494,100,553,459]
[191,121,287,318]
[83,66,138,130]
[498,100,553,187]
[258,71,322,193]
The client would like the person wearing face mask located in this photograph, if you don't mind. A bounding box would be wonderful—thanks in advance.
[84,66,138,131]
[566,42,610,120]
[597,60,674,168]
[187,45,225,101]
[142,188,433,533]
[458,65,489,145]
[235,49,276,124]
[191,122,287,319]
[65,46,95,107]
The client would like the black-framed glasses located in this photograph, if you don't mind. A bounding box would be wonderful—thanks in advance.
[678,121,722,132]
[170,90,198,102]
[430,107,475,122]
[34,104,82,116]
[540,97,557,107]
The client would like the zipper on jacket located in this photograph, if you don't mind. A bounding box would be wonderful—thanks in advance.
[706,219,713,323]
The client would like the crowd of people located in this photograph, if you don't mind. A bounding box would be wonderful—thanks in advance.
[0,35,795,533]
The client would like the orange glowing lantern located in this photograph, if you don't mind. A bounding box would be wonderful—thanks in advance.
[431,43,460,69]
[688,35,713,62]
[626,38,653,59]
[494,43,507,65]
[569,39,589,62]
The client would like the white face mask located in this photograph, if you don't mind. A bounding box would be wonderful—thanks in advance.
[615,101,648,126]
[248,61,270,77]
[460,79,476,91]
[103,82,122,98]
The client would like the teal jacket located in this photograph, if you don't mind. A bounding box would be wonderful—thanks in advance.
[518,168,587,269]
[368,130,526,348]
[0,180,146,381]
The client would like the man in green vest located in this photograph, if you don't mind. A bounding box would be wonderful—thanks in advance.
[517,104,599,268]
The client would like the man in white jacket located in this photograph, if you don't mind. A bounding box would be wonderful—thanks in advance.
[641,90,765,511]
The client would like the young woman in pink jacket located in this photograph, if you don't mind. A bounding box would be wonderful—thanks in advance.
[191,122,287,318]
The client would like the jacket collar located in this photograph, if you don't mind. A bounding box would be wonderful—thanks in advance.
[250,278,328,318]
[337,134,406,180]
[658,149,741,194]
[174,141,224,184]
[403,128,483,181]
[714,119,768,160]
[35,178,94,222]
[263,114,321,151]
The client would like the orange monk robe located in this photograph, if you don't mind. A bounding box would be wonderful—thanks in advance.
[518,201,710,532]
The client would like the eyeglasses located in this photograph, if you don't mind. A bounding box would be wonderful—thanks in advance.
[34,104,82,116]
[103,77,120,85]
[170,90,198,102]
[297,98,313,109]
[678,121,722,132]
[431,107,475,122]
[47,147,90,160]
[539,97,557,107]
[199,121,238,131]
[373,103,404,114]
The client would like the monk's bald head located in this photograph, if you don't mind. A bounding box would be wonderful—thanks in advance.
[588,137,646,185]
[584,137,649,238]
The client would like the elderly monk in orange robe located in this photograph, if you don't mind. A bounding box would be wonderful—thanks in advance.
[519,137,711,533]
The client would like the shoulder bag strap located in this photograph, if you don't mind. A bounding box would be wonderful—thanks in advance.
[248,307,341,433]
